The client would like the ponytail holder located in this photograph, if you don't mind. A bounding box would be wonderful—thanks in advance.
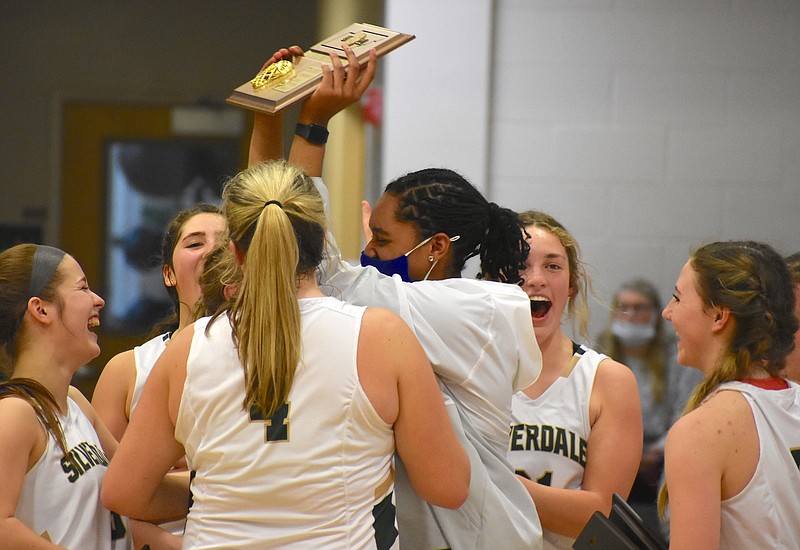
[263,200,283,209]
[487,202,501,217]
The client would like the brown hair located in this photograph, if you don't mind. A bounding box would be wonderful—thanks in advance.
[0,379,74,465]
[658,240,797,515]
[0,244,74,466]
[786,252,800,285]
[151,203,223,336]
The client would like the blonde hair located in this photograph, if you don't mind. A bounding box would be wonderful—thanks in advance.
[518,210,592,340]
[193,240,240,321]
[658,240,797,515]
[222,160,325,418]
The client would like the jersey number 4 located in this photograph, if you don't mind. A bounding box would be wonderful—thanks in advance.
[249,402,290,443]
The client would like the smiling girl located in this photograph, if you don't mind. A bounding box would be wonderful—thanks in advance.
[0,244,134,548]
[507,211,642,550]
[93,205,226,442]
[660,241,800,548]
[92,205,225,549]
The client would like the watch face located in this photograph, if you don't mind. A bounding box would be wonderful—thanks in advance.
[296,123,328,145]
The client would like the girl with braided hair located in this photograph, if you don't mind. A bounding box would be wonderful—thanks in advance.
[360,166,529,284]
[660,241,800,548]
[250,45,543,548]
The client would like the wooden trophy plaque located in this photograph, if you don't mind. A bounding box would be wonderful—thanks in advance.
[226,23,415,114]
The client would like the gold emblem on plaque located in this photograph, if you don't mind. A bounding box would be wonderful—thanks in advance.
[251,60,295,91]
[341,31,369,47]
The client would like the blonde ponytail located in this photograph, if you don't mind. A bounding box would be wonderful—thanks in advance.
[222,160,325,418]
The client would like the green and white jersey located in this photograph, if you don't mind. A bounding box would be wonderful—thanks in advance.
[316,176,543,550]
[717,380,800,549]
[130,332,170,417]
[15,396,132,549]
[509,342,604,550]
[177,299,397,549]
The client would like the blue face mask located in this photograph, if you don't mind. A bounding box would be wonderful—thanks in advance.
[360,236,434,283]
[360,235,460,282]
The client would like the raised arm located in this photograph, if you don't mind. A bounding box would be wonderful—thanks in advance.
[247,44,377,176]
[519,359,642,537]
[247,46,303,167]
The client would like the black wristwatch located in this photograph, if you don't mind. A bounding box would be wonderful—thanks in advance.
[295,123,329,145]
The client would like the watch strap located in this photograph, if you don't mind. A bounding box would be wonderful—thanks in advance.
[295,123,329,145]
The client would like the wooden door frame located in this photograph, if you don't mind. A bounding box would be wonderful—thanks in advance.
[60,102,248,393]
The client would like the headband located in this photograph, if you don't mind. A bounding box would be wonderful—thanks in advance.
[29,245,67,298]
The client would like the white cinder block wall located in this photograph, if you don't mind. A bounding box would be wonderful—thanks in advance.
[385,0,800,341]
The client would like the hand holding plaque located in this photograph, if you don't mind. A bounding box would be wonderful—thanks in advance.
[227,23,415,115]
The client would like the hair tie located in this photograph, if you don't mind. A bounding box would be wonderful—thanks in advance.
[263,200,283,209]
[29,245,67,298]
[487,201,501,218]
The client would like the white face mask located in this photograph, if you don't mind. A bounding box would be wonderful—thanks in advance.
[611,319,656,347]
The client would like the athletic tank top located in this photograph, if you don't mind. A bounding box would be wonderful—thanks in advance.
[176,297,397,549]
[717,380,800,549]
[131,331,185,536]
[130,332,170,416]
[508,343,605,550]
[15,396,132,549]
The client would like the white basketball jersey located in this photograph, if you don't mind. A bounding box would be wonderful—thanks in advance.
[131,331,185,536]
[175,298,397,549]
[508,343,605,550]
[717,380,800,549]
[316,176,543,549]
[15,396,133,549]
[130,332,170,416]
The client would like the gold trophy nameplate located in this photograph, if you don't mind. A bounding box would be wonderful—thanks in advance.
[226,23,415,114]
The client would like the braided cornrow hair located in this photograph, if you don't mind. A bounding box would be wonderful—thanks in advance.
[385,168,529,283]
[658,240,797,515]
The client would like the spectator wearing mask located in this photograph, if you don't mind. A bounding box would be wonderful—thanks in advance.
[596,279,701,529]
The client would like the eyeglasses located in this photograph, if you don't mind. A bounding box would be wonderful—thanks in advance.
[615,304,654,315]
